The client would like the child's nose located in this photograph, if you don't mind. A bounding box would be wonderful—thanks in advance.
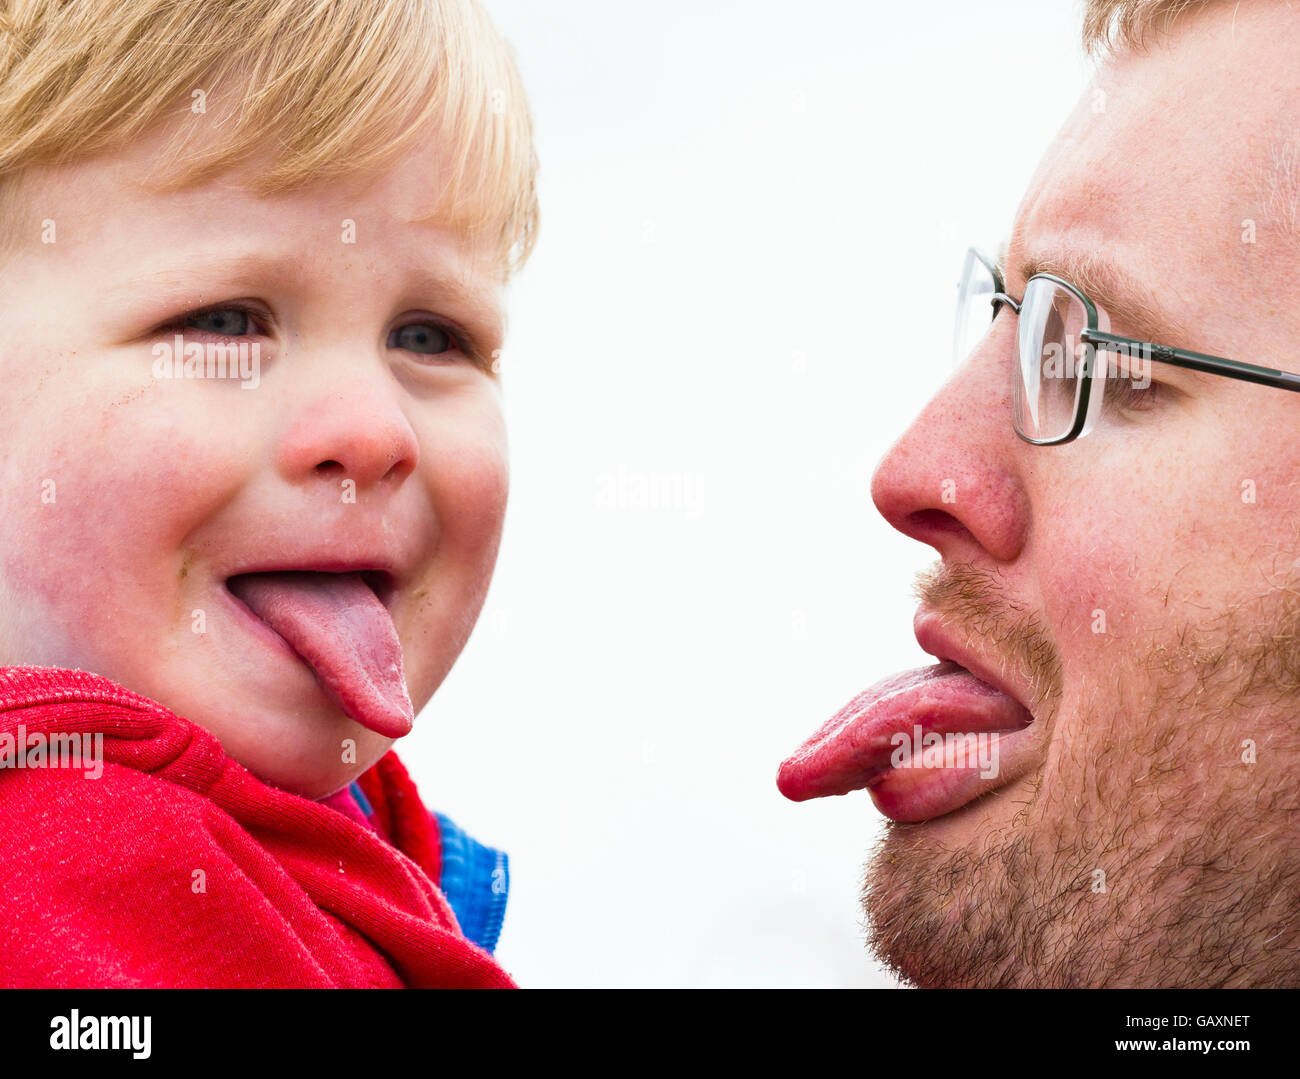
[275,385,420,489]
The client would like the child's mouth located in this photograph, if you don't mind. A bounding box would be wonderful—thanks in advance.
[225,570,414,738]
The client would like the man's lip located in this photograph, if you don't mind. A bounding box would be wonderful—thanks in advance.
[912,609,1036,717]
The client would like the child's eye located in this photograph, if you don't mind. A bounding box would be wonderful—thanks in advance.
[388,321,455,357]
[161,308,483,367]
[182,306,261,337]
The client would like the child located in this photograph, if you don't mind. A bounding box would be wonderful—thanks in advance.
[0,0,537,987]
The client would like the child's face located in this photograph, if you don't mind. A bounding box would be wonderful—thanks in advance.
[0,122,509,799]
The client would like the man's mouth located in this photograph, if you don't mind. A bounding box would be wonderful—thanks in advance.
[224,569,414,738]
[777,616,1038,822]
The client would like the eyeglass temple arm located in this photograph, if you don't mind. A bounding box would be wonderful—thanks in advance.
[1084,329,1300,394]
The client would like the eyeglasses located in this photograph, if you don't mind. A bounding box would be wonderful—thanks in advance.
[954,247,1300,444]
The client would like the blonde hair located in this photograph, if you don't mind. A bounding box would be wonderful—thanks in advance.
[1082,0,1220,55]
[0,0,538,275]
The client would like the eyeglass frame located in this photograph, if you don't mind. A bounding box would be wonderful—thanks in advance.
[963,247,1300,445]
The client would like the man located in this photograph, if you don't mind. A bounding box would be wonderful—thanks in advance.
[779,0,1300,988]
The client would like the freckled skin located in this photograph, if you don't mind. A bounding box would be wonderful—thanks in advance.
[864,1,1300,986]
[0,119,510,800]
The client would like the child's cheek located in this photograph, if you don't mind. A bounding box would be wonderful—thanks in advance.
[428,399,510,560]
[400,410,508,700]
[0,392,224,665]
[440,442,509,558]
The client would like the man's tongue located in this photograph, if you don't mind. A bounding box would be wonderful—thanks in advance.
[777,661,1033,801]
[229,571,414,738]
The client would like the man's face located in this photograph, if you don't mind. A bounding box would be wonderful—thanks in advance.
[836,4,1300,986]
[0,118,509,800]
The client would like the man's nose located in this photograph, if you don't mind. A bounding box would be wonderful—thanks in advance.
[869,329,1030,564]
[276,373,420,490]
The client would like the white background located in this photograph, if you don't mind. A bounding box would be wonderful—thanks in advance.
[404,0,1096,987]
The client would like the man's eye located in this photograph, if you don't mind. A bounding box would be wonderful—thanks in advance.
[1104,376,1160,413]
[184,308,255,336]
[1096,350,1164,414]
[389,322,454,356]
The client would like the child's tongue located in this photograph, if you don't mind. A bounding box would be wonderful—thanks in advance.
[228,571,414,738]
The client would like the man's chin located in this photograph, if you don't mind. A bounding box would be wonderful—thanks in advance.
[861,784,1036,989]
[860,770,1300,989]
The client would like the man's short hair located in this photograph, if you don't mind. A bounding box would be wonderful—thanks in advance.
[1083,0,1219,55]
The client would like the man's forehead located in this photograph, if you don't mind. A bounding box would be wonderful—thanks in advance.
[1036,9,1300,274]
[993,65,1300,363]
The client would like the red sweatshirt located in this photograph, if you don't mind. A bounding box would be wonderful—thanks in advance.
[0,665,514,988]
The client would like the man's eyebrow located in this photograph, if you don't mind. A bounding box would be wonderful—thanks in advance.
[998,246,1193,350]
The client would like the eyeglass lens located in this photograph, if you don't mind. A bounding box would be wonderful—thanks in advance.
[955,252,1095,443]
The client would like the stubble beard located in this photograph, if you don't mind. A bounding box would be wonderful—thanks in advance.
[863,564,1300,988]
